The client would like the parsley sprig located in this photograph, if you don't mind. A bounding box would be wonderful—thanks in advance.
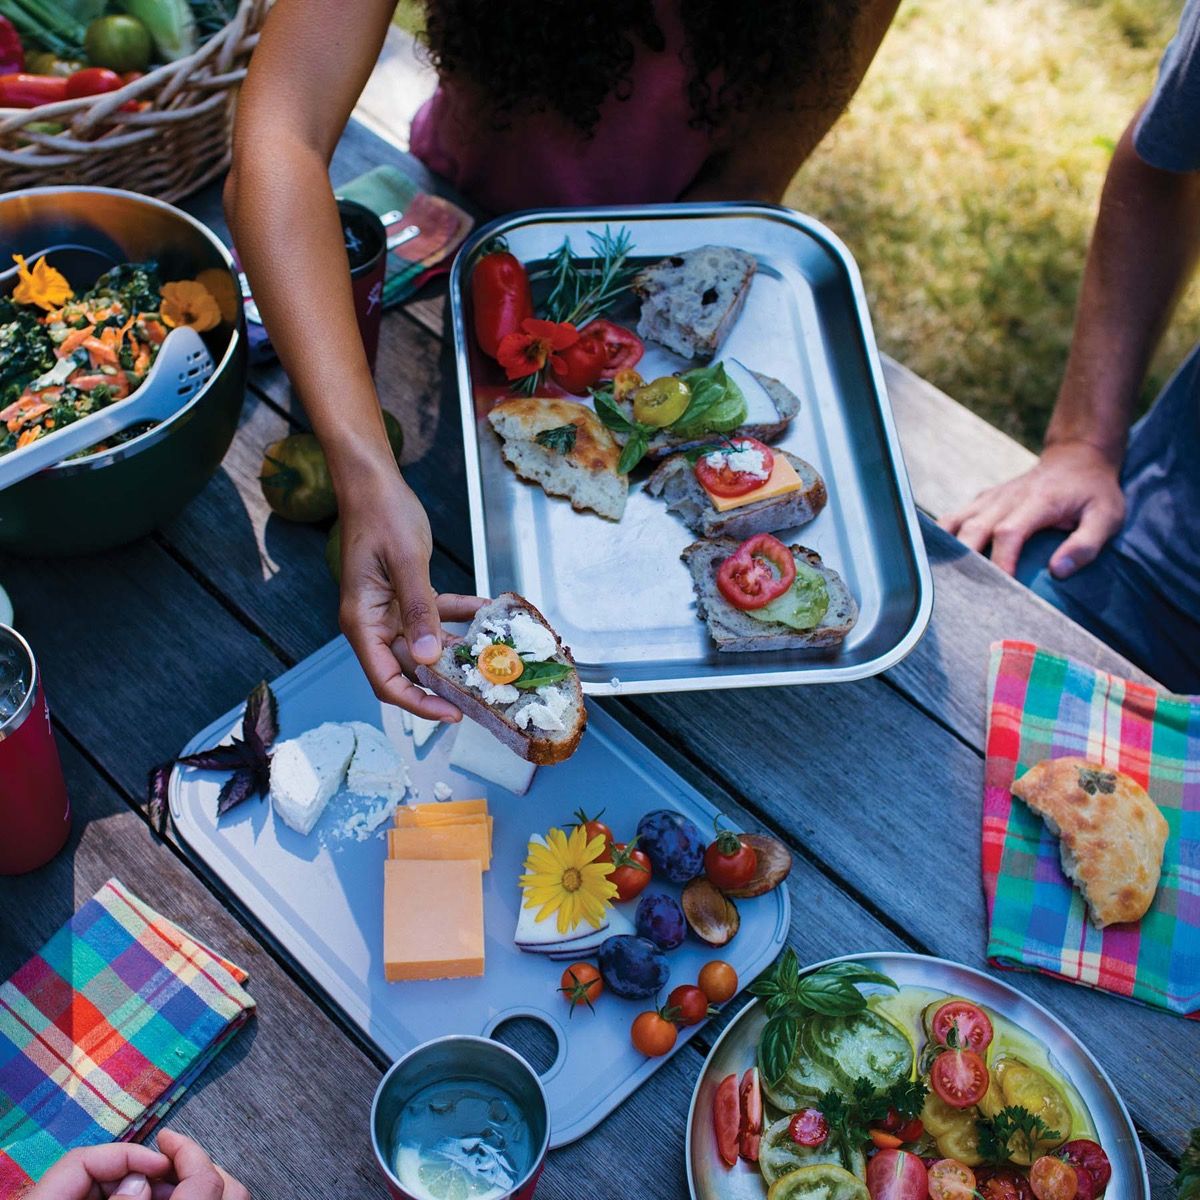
[977,1105,1060,1164]
[819,1077,929,1157]
[1175,1126,1200,1200]
[749,950,898,1086]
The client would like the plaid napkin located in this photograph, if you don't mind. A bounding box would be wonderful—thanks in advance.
[982,639,1200,1017]
[0,879,255,1192]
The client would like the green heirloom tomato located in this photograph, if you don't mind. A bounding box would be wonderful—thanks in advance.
[259,433,336,523]
[632,376,690,428]
[85,15,153,73]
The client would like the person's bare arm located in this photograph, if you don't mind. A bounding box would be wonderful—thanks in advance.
[224,0,480,719]
[681,0,900,202]
[943,111,1200,576]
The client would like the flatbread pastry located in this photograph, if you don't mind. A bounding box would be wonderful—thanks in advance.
[1011,756,1169,928]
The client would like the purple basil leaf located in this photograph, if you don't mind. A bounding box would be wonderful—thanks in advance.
[216,767,260,817]
[241,681,279,759]
[177,739,258,771]
[146,761,172,832]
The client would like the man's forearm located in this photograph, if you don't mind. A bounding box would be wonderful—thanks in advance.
[1048,112,1200,463]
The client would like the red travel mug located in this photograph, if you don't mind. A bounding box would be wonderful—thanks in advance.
[337,199,387,373]
[0,625,71,875]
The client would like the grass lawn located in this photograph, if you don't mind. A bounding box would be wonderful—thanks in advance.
[395,0,1197,448]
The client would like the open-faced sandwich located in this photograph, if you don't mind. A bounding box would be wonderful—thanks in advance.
[633,245,757,361]
[646,436,826,539]
[487,396,627,520]
[683,534,857,652]
[416,593,586,765]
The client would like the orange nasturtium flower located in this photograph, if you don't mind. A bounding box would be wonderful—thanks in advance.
[11,254,73,311]
[160,279,222,333]
[496,317,579,381]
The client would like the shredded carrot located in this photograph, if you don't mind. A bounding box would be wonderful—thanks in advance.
[141,319,167,346]
[16,427,42,448]
[58,323,96,357]
[83,337,119,367]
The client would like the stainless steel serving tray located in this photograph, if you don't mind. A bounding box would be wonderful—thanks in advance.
[449,204,933,695]
[685,952,1150,1200]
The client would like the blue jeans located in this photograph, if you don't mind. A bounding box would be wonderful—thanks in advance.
[1015,346,1200,694]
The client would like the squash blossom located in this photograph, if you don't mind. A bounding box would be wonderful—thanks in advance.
[160,279,222,333]
[11,254,73,311]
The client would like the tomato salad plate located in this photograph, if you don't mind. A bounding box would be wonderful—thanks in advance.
[450,204,933,696]
[686,952,1148,1200]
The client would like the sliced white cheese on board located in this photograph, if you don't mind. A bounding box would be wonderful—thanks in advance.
[515,903,608,950]
[448,719,536,795]
[411,713,442,748]
[345,721,410,804]
[546,905,635,959]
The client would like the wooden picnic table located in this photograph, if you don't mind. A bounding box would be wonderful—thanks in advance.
[1,120,1195,1200]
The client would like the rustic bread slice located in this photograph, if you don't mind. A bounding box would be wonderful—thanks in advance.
[646,449,827,538]
[488,397,627,520]
[416,593,585,765]
[634,246,756,360]
[682,539,858,651]
[1011,756,1169,927]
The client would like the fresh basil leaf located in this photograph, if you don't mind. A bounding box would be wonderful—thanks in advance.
[617,431,649,475]
[811,963,899,991]
[512,660,574,690]
[535,424,577,454]
[592,385,638,434]
[759,1012,798,1087]
[241,680,279,755]
[177,739,258,771]
[794,974,870,1016]
[216,767,262,817]
[673,367,726,431]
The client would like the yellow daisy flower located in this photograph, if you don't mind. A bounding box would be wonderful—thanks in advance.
[11,254,73,311]
[160,279,222,333]
[519,825,618,934]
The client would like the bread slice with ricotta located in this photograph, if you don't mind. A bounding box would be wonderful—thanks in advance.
[646,449,827,538]
[682,539,858,652]
[269,721,356,835]
[416,593,586,765]
[487,396,627,519]
[634,246,756,360]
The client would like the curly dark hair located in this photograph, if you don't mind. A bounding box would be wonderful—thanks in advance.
[420,0,865,136]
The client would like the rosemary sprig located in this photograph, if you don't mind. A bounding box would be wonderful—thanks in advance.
[543,226,638,326]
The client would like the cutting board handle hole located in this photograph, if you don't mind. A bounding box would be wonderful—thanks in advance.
[488,1014,562,1078]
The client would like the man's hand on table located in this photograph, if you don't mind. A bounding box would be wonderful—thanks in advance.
[336,468,487,719]
[28,1130,248,1200]
[941,440,1126,578]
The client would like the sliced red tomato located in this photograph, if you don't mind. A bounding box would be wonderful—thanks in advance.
[929,1159,977,1200]
[548,329,609,394]
[716,534,796,611]
[1055,1141,1111,1195]
[931,1000,995,1054]
[930,1047,989,1109]
[788,1108,829,1147]
[581,318,644,379]
[879,1109,924,1142]
[738,1068,763,1162]
[1030,1156,1079,1200]
[713,1073,740,1167]
[867,1149,929,1200]
[976,1167,1036,1200]
[694,437,775,498]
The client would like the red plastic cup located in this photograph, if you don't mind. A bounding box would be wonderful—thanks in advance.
[0,625,70,875]
[338,198,387,373]
[371,1036,549,1200]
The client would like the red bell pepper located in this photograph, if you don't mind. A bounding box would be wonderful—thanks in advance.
[0,73,68,109]
[0,17,23,77]
[65,67,124,101]
[472,249,534,359]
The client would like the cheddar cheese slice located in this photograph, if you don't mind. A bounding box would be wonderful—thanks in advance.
[383,858,484,981]
[707,454,803,512]
[394,798,488,824]
[388,822,491,870]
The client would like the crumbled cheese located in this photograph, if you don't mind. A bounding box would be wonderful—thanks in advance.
[433,781,453,801]
[508,612,557,661]
[469,631,493,657]
[513,685,571,732]
[706,442,768,479]
[462,665,520,705]
[328,794,401,843]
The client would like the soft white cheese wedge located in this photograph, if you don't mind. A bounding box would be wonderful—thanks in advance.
[269,722,355,835]
[344,721,410,804]
[411,714,441,748]
[448,718,537,795]
[515,901,607,950]
[546,906,635,959]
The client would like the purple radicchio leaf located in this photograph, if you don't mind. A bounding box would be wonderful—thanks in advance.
[216,767,261,817]
[241,680,279,761]
[177,739,259,771]
[146,761,173,833]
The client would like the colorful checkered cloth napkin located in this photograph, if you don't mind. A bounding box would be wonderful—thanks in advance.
[982,639,1200,1017]
[0,879,255,1193]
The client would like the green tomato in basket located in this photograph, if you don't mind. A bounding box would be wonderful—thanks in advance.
[85,15,153,73]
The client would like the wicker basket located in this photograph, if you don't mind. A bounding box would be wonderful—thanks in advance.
[0,0,269,202]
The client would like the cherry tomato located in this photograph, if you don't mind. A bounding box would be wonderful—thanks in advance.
[477,643,524,685]
[879,1109,923,1142]
[581,318,644,379]
[931,1000,995,1054]
[612,368,643,401]
[631,1009,677,1057]
[608,840,652,901]
[871,1129,905,1150]
[549,329,609,394]
[698,960,738,1004]
[930,1047,990,1109]
[694,438,775,498]
[571,808,613,850]
[704,824,758,890]
[668,984,712,1027]
[472,249,533,359]
[866,1149,929,1200]
[558,963,602,1014]
[716,534,797,611]
[713,1073,740,1167]
[64,67,123,101]
[738,1068,763,1162]
[632,375,691,427]
[1055,1141,1111,1195]
[976,1167,1035,1200]
[788,1108,829,1147]
[928,1158,977,1200]
[1031,1156,1078,1200]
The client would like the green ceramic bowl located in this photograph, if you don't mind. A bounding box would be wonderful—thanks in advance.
[0,187,246,556]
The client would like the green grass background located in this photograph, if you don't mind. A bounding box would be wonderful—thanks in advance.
[395,0,1199,448]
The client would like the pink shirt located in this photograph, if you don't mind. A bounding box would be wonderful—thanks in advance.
[409,5,716,212]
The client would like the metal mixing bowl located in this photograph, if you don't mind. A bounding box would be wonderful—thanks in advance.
[0,186,247,556]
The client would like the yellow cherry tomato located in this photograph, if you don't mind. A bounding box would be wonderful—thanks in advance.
[478,643,524,685]
[632,376,691,427]
[612,368,644,401]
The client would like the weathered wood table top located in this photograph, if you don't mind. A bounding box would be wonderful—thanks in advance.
[1,121,1194,1199]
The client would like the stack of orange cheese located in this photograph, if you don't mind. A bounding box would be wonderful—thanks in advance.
[383,798,492,982]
